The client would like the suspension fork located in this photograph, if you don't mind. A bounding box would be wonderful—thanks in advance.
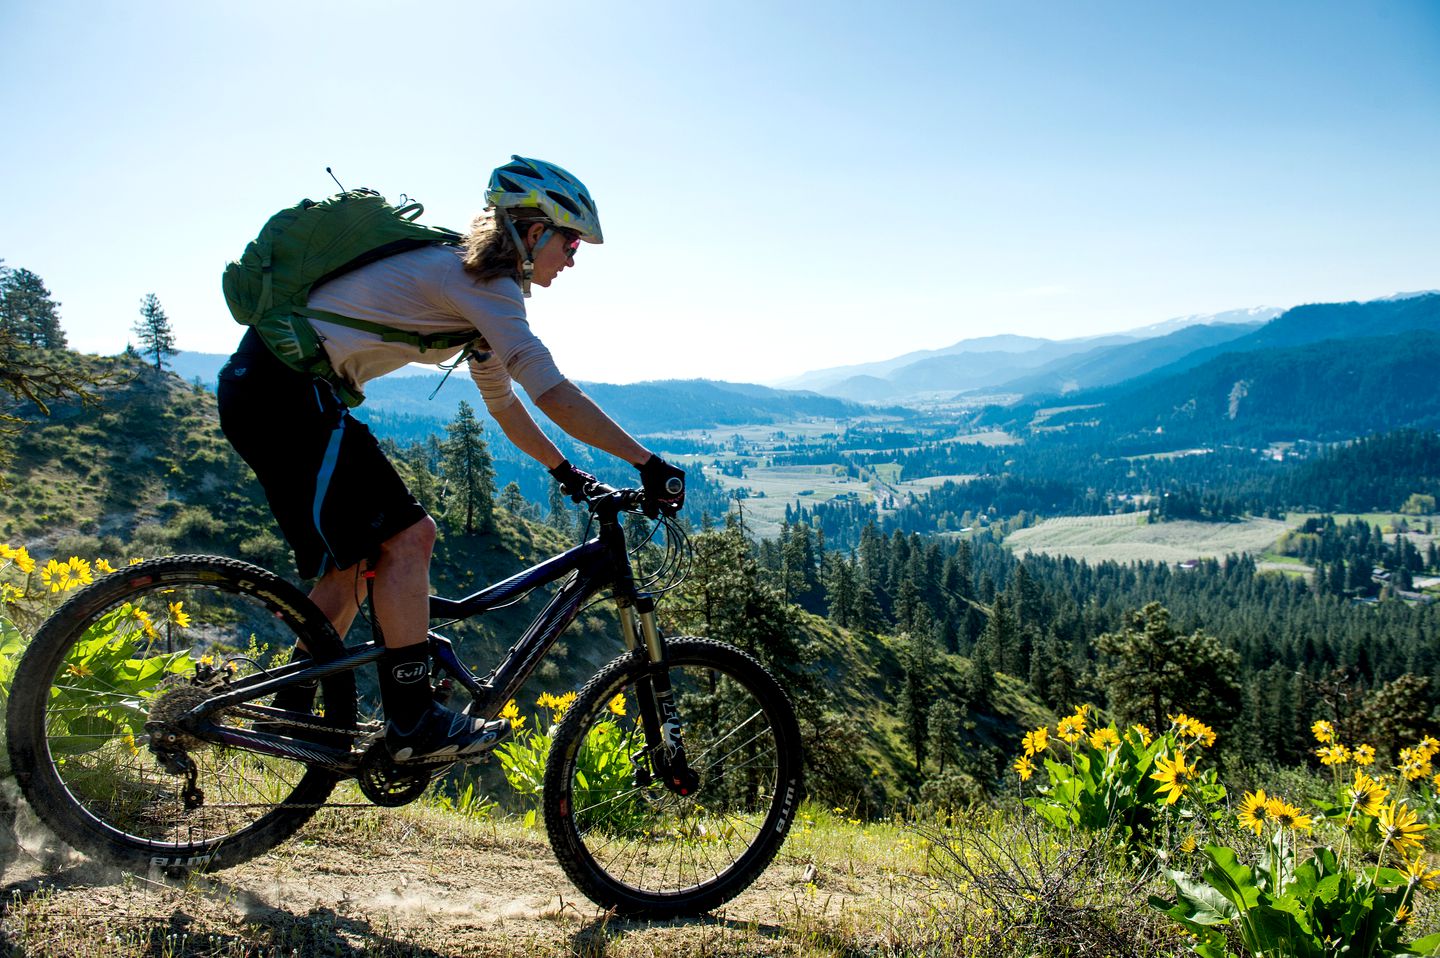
[617,595,699,796]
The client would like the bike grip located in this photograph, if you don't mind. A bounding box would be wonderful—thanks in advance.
[664,477,684,495]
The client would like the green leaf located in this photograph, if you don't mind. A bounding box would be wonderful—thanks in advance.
[1159,869,1237,926]
[1201,845,1261,912]
[1405,931,1440,955]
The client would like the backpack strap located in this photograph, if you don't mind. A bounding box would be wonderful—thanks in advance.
[291,307,478,354]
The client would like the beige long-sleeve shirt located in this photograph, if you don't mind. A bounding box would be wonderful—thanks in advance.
[307,244,565,410]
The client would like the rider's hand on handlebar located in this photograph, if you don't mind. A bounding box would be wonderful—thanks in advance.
[637,455,685,517]
[548,459,599,503]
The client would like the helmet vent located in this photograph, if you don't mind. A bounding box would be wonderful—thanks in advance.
[546,190,581,217]
[500,163,542,180]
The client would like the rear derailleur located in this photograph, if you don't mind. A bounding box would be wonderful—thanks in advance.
[143,660,235,811]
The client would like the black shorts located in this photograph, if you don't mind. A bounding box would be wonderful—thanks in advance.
[217,330,428,580]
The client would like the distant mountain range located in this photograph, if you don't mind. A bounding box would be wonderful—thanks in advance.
[983,294,1440,445]
[170,292,1439,444]
[776,305,1286,400]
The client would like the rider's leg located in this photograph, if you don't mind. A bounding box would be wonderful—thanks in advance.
[369,516,510,761]
[264,563,365,719]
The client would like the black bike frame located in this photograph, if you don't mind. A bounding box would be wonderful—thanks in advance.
[197,493,661,772]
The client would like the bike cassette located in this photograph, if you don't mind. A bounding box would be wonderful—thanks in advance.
[356,742,451,807]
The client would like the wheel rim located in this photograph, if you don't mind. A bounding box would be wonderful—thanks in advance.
[36,572,341,853]
[560,658,789,899]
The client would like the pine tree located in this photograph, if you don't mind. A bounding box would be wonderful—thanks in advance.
[1095,601,1241,733]
[927,698,961,774]
[401,441,441,515]
[500,480,527,517]
[0,264,66,348]
[133,293,177,371]
[547,476,572,533]
[440,400,496,534]
[898,625,937,772]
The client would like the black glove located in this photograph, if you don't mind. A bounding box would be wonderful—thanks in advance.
[548,459,598,502]
[637,454,685,516]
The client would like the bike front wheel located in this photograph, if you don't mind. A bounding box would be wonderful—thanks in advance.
[543,637,804,917]
[5,555,356,872]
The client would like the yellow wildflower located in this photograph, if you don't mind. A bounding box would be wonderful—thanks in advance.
[0,583,21,603]
[128,557,144,565]
[1170,712,1216,747]
[168,601,191,628]
[1398,750,1432,782]
[1089,727,1120,751]
[40,558,66,593]
[500,699,527,731]
[1178,834,1197,854]
[198,654,214,666]
[1150,751,1195,805]
[1420,736,1440,760]
[1237,789,1272,835]
[1132,724,1153,747]
[1353,743,1376,766]
[1022,726,1049,756]
[1317,743,1351,766]
[1013,755,1035,781]
[1348,770,1388,818]
[1267,799,1313,832]
[1,544,36,574]
[1056,715,1084,744]
[1311,719,1335,744]
[94,558,116,574]
[1378,802,1428,857]
[1397,904,1412,925]
[1404,855,1440,891]
[537,691,578,714]
[607,693,626,717]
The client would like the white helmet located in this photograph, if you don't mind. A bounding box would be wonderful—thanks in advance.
[486,156,603,244]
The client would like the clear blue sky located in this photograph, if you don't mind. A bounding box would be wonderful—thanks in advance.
[3,1,1437,384]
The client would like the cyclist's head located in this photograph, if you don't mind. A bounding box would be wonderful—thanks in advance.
[462,208,578,292]
[478,156,596,298]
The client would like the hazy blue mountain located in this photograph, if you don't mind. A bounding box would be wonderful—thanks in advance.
[169,351,229,385]
[777,304,1292,399]
[777,334,1068,392]
[1100,293,1440,393]
[996,321,1263,398]
[985,296,1440,445]
[353,375,878,438]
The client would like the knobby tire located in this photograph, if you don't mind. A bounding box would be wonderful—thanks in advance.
[5,555,355,872]
[542,637,804,917]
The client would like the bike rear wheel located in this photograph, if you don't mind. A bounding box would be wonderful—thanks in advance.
[5,555,356,871]
[543,637,804,917]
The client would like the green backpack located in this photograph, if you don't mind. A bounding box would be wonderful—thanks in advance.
[222,188,478,406]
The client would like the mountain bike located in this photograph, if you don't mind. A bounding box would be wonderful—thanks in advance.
[4,484,804,917]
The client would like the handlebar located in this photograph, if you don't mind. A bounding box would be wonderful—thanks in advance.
[580,482,678,518]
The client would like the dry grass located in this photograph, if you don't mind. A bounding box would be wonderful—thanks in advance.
[0,790,1205,958]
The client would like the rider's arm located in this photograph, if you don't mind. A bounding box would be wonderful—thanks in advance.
[534,379,650,466]
[489,399,565,470]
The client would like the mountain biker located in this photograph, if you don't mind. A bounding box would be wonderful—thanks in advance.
[217,156,686,763]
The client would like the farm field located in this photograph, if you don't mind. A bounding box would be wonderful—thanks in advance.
[1003,513,1289,564]
[705,464,873,538]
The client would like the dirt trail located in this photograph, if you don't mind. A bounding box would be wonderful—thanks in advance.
[0,800,885,957]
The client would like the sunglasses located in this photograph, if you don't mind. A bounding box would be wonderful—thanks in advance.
[533,225,581,259]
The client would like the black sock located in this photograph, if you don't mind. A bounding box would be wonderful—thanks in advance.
[272,648,317,714]
[379,644,433,731]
